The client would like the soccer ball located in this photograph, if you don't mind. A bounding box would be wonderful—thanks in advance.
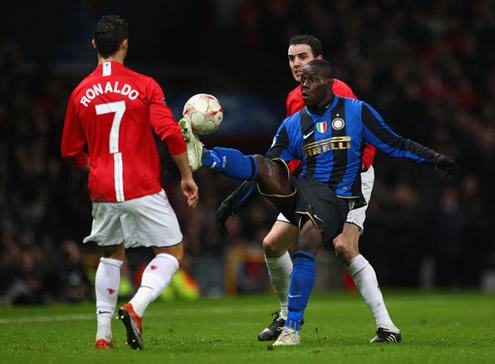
[182,93,224,134]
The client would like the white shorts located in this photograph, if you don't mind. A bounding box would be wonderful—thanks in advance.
[276,166,375,232]
[83,189,183,248]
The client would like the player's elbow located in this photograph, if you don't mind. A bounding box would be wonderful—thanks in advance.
[61,152,73,165]
[61,152,88,170]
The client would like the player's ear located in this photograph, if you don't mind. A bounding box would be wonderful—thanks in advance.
[316,55,323,60]
[92,39,97,49]
[122,39,129,50]
[328,77,334,89]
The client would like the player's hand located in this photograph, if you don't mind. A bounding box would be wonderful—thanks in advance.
[216,201,233,236]
[435,154,458,178]
[181,176,199,207]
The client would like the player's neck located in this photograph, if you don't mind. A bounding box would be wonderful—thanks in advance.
[97,56,125,65]
[97,50,126,66]
[307,94,334,116]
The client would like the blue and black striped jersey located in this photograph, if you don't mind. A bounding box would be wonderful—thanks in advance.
[266,95,436,203]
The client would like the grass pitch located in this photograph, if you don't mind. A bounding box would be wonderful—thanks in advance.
[0,291,493,363]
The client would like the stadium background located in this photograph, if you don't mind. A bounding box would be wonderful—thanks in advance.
[0,0,494,304]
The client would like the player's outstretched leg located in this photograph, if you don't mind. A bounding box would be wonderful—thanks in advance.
[202,147,258,180]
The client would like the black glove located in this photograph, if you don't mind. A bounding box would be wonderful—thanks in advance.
[435,154,458,178]
[216,201,234,236]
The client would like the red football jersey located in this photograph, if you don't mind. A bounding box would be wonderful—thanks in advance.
[286,79,376,171]
[61,61,186,202]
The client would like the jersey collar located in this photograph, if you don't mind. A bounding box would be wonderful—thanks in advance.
[306,95,338,117]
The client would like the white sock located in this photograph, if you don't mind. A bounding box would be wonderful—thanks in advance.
[96,317,112,342]
[95,257,123,340]
[265,252,293,320]
[347,254,397,329]
[130,253,179,317]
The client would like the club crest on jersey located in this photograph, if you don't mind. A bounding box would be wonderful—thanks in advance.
[332,118,345,130]
[316,122,327,133]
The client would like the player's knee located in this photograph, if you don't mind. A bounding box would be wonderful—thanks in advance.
[297,223,323,256]
[262,235,283,256]
[333,236,347,258]
[333,235,357,263]
[154,244,183,264]
[102,242,125,260]
[263,236,274,255]
[174,249,184,264]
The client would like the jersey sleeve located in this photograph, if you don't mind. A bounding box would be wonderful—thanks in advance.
[361,103,436,164]
[61,91,89,169]
[148,80,186,155]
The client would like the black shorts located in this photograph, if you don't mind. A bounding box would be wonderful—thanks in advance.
[258,162,350,244]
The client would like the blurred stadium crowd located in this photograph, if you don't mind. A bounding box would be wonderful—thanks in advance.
[1,0,494,305]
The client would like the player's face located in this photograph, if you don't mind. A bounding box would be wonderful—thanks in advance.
[300,65,331,107]
[288,44,317,82]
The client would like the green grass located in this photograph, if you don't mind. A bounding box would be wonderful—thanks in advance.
[0,291,493,363]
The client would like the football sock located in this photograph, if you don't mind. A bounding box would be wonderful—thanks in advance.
[130,253,179,317]
[285,251,315,332]
[96,317,112,342]
[347,254,396,329]
[201,147,258,180]
[265,252,293,320]
[95,257,123,340]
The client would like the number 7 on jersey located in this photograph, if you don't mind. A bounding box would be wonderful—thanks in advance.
[95,101,126,201]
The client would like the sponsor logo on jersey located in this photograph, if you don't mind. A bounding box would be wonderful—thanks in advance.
[316,122,327,133]
[332,118,345,130]
[302,136,351,157]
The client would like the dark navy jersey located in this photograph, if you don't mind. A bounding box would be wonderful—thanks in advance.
[266,95,436,203]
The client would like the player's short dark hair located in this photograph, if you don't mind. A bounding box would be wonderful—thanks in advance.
[306,59,333,79]
[93,15,128,58]
[289,35,323,58]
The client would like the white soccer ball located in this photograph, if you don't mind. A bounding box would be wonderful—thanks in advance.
[182,93,224,134]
